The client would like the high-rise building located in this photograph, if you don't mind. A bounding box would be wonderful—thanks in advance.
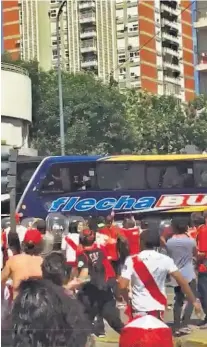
[19,0,116,82]
[194,0,207,95]
[2,0,21,59]
[19,0,51,71]
[115,0,195,102]
[49,0,116,82]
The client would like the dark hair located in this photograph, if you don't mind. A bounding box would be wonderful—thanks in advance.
[97,216,105,225]
[87,217,98,232]
[80,229,95,247]
[203,210,207,221]
[105,215,113,226]
[7,231,21,255]
[12,279,91,347]
[34,219,46,234]
[123,218,135,229]
[140,229,160,249]
[23,241,43,256]
[42,252,71,286]
[171,216,189,234]
[190,213,205,227]
[68,221,79,234]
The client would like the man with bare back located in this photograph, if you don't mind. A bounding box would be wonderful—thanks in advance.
[1,229,43,299]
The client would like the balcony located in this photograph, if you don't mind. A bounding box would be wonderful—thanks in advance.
[79,13,96,24]
[79,1,95,10]
[163,47,179,57]
[194,13,207,29]
[161,18,178,30]
[163,61,180,72]
[161,4,179,16]
[80,29,97,39]
[163,75,180,85]
[162,32,179,44]
[196,52,207,71]
[81,40,97,53]
[81,59,98,68]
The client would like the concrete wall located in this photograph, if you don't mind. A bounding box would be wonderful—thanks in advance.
[1,63,32,147]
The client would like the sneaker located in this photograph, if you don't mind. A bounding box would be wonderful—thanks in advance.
[94,332,106,338]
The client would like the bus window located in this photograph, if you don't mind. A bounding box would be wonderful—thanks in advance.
[16,162,40,194]
[194,161,207,187]
[146,161,194,189]
[40,162,96,193]
[69,163,96,191]
[97,162,146,190]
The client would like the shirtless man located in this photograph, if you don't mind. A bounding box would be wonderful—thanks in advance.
[1,229,43,299]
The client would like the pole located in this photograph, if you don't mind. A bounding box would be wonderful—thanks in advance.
[8,149,18,234]
[10,187,16,233]
[56,0,67,156]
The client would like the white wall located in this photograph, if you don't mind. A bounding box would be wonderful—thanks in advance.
[1,64,32,147]
[1,66,32,122]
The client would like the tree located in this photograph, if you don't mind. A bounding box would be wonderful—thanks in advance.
[2,52,131,154]
[124,90,207,154]
[30,70,130,155]
[2,51,206,155]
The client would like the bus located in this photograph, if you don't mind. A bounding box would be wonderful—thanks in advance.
[16,154,207,221]
[1,156,43,217]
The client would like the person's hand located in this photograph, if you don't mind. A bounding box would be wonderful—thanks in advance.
[193,300,203,318]
[65,278,83,290]
[108,237,116,244]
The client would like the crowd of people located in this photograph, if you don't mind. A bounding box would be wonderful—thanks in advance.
[1,210,207,347]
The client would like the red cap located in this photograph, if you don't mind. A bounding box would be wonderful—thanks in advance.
[24,229,42,245]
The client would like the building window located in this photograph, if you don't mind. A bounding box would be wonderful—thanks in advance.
[130,51,139,58]
[50,0,56,3]
[65,50,69,58]
[50,9,57,18]
[129,24,138,32]
[118,54,126,63]
[52,49,58,59]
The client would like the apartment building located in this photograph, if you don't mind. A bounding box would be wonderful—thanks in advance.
[2,0,21,59]
[49,0,116,82]
[19,0,51,71]
[115,0,195,102]
[194,0,207,95]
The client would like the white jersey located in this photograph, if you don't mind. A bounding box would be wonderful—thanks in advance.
[95,232,108,247]
[4,225,27,245]
[61,233,80,262]
[121,250,177,312]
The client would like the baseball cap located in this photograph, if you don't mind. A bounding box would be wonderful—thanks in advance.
[24,229,43,245]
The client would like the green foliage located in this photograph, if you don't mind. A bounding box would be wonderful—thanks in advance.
[124,90,207,154]
[2,52,206,155]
